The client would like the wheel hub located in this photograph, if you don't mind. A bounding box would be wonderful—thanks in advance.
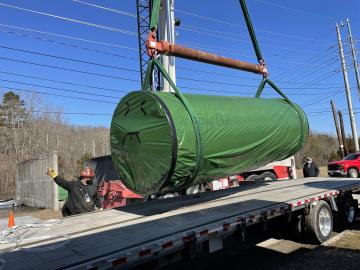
[319,207,332,237]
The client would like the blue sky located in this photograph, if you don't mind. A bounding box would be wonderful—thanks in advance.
[0,0,359,135]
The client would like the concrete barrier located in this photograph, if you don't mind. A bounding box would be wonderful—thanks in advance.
[15,152,58,210]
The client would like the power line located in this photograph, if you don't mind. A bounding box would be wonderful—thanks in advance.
[0,56,342,95]
[0,78,123,99]
[0,28,138,60]
[176,9,334,44]
[180,24,333,46]
[301,89,343,108]
[0,45,139,73]
[33,110,113,116]
[275,56,340,86]
[0,70,128,94]
[252,0,333,21]
[0,56,140,82]
[0,84,118,104]
[178,70,342,89]
[277,56,339,83]
[0,23,138,51]
[177,39,339,67]
[177,56,341,84]
[179,84,342,96]
[288,70,342,96]
[72,0,137,18]
[178,26,322,54]
[273,46,338,81]
[0,2,138,36]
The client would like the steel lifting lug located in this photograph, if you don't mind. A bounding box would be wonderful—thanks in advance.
[146,29,158,58]
[259,59,268,78]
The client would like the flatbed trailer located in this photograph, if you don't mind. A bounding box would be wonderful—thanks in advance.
[1,177,360,270]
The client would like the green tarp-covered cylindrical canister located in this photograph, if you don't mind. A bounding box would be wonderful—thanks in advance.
[110,91,308,196]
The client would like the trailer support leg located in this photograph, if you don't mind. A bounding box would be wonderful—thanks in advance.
[261,212,268,232]
[329,196,339,212]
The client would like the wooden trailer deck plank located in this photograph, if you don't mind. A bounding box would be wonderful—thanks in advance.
[1,177,360,270]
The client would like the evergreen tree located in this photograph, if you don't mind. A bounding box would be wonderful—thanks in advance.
[0,91,27,127]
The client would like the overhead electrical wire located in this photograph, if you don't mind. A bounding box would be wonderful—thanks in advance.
[179,24,333,47]
[275,56,340,88]
[31,110,113,116]
[178,26,322,54]
[301,90,344,108]
[0,55,343,94]
[276,56,339,83]
[0,56,139,82]
[0,28,138,60]
[0,28,342,88]
[0,2,138,36]
[252,0,333,22]
[273,46,339,81]
[0,70,127,94]
[287,70,342,96]
[0,78,123,99]
[72,0,137,18]
[0,84,118,104]
[175,9,334,45]
[0,23,138,51]
[177,56,342,86]
[176,39,339,67]
[0,45,139,73]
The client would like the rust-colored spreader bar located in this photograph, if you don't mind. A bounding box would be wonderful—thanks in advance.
[146,31,267,75]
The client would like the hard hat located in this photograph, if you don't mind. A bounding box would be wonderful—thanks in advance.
[80,167,95,178]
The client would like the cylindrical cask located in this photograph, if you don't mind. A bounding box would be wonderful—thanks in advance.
[110,91,308,195]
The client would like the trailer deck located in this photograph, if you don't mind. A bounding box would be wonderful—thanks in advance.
[1,177,360,270]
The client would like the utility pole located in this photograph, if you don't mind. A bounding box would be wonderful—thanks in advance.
[338,110,348,156]
[331,101,345,158]
[159,0,176,92]
[336,22,359,151]
[346,18,360,99]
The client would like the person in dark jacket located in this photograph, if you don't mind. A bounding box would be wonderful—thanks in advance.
[47,167,102,216]
[303,157,320,177]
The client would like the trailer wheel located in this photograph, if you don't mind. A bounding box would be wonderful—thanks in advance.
[245,174,259,181]
[347,168,358,178]
[305,200,333,243]
[259,172,277,181]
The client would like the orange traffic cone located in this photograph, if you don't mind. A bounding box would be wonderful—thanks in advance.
[7,209,15,228]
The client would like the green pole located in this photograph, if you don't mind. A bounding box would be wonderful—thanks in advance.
[239,0,263,62]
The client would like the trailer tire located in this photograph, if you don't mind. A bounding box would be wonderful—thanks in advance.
[348,168,358,178]
[259,172,277,181]
[245,174,260,181]
[305,200,333,243]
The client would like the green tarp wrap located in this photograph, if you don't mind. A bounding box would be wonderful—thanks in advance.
[110,91,309,196]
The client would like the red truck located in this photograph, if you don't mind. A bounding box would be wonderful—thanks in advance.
[328,152,360,178]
